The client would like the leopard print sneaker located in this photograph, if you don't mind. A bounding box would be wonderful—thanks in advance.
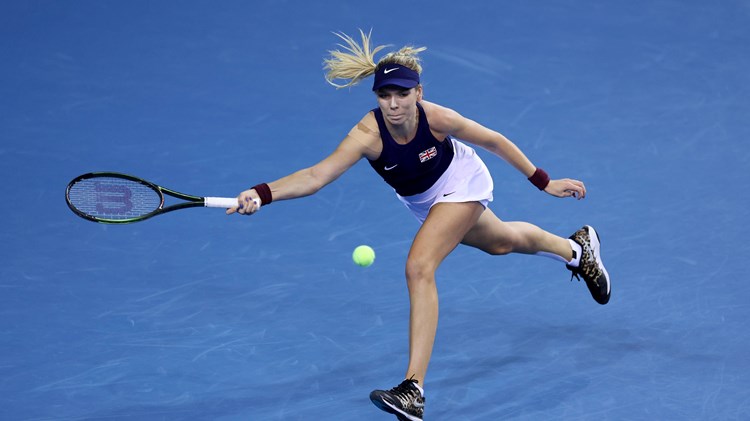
[567,225,611,304]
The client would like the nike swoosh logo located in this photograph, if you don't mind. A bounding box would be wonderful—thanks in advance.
[383,67,399,74]
[443,191,456,197]
[384,164,398,171]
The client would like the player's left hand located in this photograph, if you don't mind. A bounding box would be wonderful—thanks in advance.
[544,178,586,200]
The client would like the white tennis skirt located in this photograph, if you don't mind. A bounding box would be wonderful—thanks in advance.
[397,138,494,224]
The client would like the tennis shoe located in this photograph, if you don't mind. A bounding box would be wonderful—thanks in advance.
[370,378,425,421]
[567,225,610,304]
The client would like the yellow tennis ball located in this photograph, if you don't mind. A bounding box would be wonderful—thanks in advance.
[352,245,375,267]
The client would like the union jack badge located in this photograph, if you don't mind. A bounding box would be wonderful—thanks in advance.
[419,146,437,163]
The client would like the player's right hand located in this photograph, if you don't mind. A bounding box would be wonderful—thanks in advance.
[227,189,261,215]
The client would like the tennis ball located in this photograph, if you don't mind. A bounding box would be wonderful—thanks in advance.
[352,245,375,267]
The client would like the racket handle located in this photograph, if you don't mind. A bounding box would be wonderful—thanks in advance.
[204,197,258,209]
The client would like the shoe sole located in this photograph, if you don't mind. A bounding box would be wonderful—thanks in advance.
[585,225,611,302]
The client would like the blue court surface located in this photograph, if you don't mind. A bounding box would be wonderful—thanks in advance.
[2,1,749,420]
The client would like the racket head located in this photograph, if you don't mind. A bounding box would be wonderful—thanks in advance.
[66,172,165,224]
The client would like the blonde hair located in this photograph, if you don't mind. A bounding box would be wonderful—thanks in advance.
[324,29,427,89]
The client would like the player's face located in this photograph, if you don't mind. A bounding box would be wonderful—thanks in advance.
[375,86,423,127]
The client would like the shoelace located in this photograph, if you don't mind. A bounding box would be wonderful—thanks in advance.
[389,381,423,410]
[570,242,602,286]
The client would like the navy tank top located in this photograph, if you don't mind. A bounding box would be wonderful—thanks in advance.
[368,102,454,196]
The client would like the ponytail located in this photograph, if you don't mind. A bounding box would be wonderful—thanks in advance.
[324,29,426,89]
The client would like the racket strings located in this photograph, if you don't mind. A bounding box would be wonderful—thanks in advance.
[67,177,162,220]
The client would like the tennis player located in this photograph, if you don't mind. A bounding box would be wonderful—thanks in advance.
[228,30,610,421]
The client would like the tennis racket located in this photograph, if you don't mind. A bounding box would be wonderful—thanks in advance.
[65,172,255,224]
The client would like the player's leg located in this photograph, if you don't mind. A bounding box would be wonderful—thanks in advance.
[461,207,573,259]
[461,208,610,304]
[370,201,485,421]
[404,201,485,383]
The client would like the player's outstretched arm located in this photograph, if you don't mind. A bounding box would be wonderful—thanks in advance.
[228,115,379,215]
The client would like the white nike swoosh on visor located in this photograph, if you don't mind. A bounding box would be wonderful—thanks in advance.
[384,164,398,170]
[383,67,399,74]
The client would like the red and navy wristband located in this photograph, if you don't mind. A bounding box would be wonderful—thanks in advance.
[528,168,550,191]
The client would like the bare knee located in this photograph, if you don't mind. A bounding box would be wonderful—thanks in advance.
[467,222,544,256]
[405,257,437,289]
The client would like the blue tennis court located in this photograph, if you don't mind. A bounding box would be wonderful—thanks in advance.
[2,1,748,419]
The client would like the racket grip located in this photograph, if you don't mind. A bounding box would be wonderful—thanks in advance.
[204,197,258,209]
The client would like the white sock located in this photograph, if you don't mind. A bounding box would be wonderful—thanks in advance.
[534,240,581,266]
[567,239,582,267]
[534,250,568,264]
[410,380,424,396]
